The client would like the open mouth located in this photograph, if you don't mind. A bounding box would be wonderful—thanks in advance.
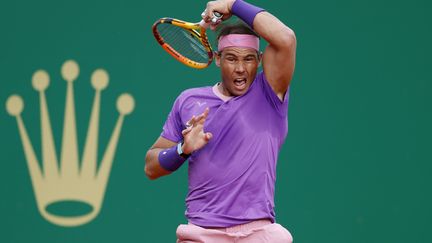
[234,78,247,88]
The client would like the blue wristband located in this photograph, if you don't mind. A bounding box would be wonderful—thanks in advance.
[231,0,265,28]
[158,144,187,171]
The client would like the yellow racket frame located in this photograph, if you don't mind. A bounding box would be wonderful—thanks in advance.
[152,18,214,69]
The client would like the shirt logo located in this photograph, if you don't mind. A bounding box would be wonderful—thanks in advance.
[196,101,207,107]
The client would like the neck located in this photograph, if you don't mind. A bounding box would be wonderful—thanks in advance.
[212,82,233,102]
[218,82,233,97]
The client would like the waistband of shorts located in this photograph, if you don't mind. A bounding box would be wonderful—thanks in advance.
[203,219,272,233]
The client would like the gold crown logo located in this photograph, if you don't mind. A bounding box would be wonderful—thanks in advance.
[5,60,135,227]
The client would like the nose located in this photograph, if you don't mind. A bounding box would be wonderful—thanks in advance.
[234,61,246,73]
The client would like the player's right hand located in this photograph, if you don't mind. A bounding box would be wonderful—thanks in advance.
[202,0,236,24]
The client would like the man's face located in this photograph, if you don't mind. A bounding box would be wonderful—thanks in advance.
[215,47,261,97]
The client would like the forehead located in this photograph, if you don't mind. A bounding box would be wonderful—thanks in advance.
[220,47,258,57]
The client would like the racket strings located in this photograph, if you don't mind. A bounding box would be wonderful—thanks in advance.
[157,24,209,63]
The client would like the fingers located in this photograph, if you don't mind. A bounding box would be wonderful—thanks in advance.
[202,12,222,26]
[186,115,196,128]
[201,9,209,22]
[202,2,218,23]
[201,8,212,23]
[196,107,210,125]
[187,108,209,127]
[182,126,192,136]
[184,108,210,137]
[203,107,209,117]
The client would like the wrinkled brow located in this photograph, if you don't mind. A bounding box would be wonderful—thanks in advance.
[222,51,259,59]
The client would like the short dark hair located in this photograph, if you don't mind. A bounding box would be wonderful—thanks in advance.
[216,22,260,45]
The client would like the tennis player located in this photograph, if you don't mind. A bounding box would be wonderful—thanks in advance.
[145,0,296,242]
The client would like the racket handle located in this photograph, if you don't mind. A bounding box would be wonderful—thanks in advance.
[200,12,223,28]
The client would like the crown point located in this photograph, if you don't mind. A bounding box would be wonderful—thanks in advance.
[61,60,79,82]
[32,70,50,91]
[6,95,24,116]
[91,69,109,90]
[117,93,135,115]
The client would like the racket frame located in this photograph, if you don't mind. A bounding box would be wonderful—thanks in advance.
[152,18,214,69]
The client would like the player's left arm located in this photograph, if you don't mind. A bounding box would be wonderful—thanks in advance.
[254,11,296,100]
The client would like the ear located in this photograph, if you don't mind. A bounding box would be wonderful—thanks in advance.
[214,51,221,67]
[258,51,263,67]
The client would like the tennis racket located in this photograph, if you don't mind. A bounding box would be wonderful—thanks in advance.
[152,13,222,69]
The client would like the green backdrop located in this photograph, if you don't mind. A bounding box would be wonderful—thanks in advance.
[1,0,431,242]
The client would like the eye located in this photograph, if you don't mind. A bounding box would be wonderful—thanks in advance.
[244,56,257,62]
[225,56,236,62]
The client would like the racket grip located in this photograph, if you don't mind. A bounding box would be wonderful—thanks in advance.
[199,20,211,29]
